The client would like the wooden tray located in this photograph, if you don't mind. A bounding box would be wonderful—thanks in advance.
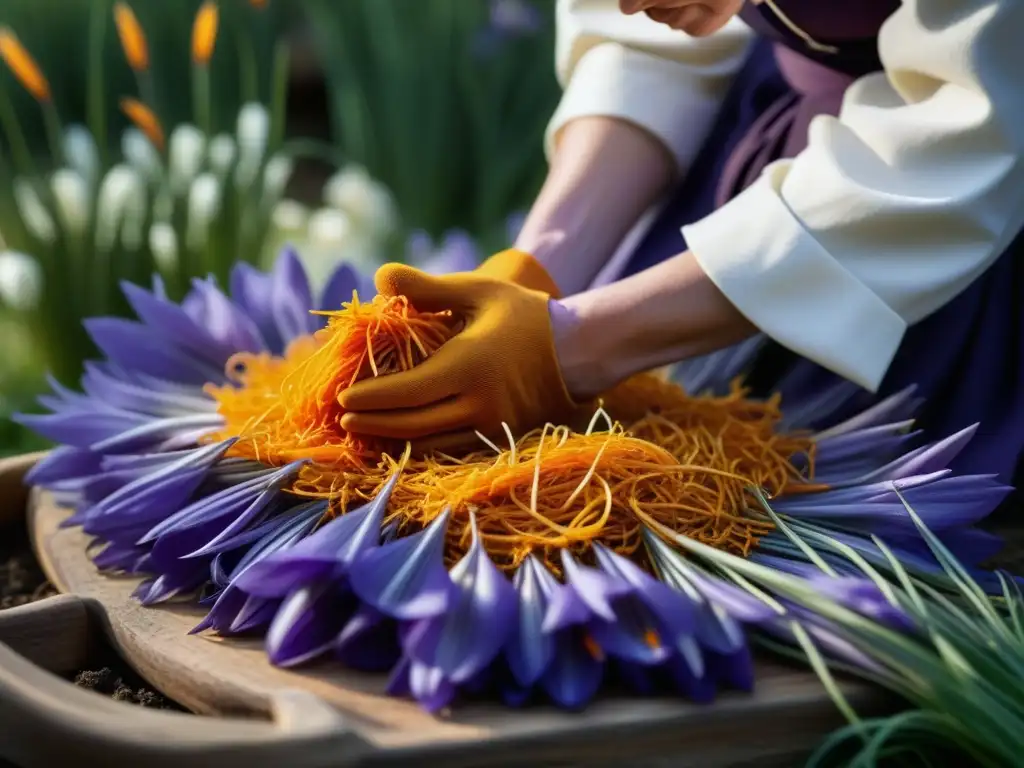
[0,453,892,767]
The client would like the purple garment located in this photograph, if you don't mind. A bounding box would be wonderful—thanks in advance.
[621,1,1024,486]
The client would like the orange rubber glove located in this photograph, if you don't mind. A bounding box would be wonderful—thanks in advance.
[474,248,562,298]
[338,262,577,451]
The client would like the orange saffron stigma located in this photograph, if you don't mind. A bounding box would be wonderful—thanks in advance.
[583,635,605,662]
[114,3,149,72]
[203,293,817,574]
[644,628,661,650]
[119,98,165,151]
[191,2,220,66]
[205,294,458,475]
[0,29,50,102]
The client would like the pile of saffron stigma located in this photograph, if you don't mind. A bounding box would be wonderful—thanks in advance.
[203,294,815,572]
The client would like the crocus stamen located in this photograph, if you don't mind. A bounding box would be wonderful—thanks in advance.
[0,29,50,101]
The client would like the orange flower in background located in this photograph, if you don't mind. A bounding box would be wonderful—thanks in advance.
[0,28,50,102]
[114,3,149,72]
[120,97,165,151]
[250,0,268,9]
[191,2,220,65]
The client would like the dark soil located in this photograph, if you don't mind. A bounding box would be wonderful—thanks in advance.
[69,663,183,710]
[0,545,56,609]
[0,524,187,712]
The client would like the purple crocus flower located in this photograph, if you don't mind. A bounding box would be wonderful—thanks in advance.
[405,229,481,276]
[488,0,543,37]
[191,501,325,636]
[394,515,517,711]
[230,246,373,353]
[18,247,1016,715]
[229,470,401,667]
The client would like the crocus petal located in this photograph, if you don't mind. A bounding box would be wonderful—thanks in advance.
[84,317,224,385]
[542,629,604,710]
[232,469,397,598]
[25,446,102,485]
[119,281,238,369]
[555,549,631,623]
[265,581,356,667]
[334,607,401,672]
[229,261,282,352]
[319,262,372,316]
[408,660,457,713]
[349,509,453,620]
[182,277,265,355]
[403,515,517,684]
[270,247,316,342]
[505,555,557,688]
[805,576,916,633]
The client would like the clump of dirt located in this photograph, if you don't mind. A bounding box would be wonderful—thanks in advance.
[1,523,187,712]
[0,547,56,609]
[71,665,183,710]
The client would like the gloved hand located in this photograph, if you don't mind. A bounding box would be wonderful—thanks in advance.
[473,248,562,298]
[338,262,577,450]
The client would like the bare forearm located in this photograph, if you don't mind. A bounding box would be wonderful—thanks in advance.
[553,250,757,398]
[514,116,675,296]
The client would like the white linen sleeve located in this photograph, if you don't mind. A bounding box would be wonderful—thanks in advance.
[547,0,754,175]
[682,0,1024,392]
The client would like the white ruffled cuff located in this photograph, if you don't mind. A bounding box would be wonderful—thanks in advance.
[682,163,906,392]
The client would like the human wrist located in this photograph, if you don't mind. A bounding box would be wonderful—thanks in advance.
[548,298,630,400]
[517,116,674,296]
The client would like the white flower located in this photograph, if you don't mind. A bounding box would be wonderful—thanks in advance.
[186,173,222,250]
[271,199,309,234]
[302,206,387,279]
[235,102,269,189]
[323,165,398,237]
[236,102,269,161]
[121,128,162,181]
[307,208,353,247]
[261,199,310,269]
[13,179,56,243]
[50,169,90,235]
[95,165,144,251]
[168,124,207,195]
[62,125,99,186]
[148,222,179,274]
[261,155,293,204]
[208,133,237,177]
[0,250,42,311]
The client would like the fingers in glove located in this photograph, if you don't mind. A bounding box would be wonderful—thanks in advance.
[339,343,467,412]
[339,397,472,440]
[374,263,475,311]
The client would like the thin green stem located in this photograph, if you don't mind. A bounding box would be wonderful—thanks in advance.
[237,29,259,104]
[268,39,290,153]
[0,85,37,176]
[136,70,159,117]
[86,0,109,170]
[41,101,66,168]
[193,64,212,136]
